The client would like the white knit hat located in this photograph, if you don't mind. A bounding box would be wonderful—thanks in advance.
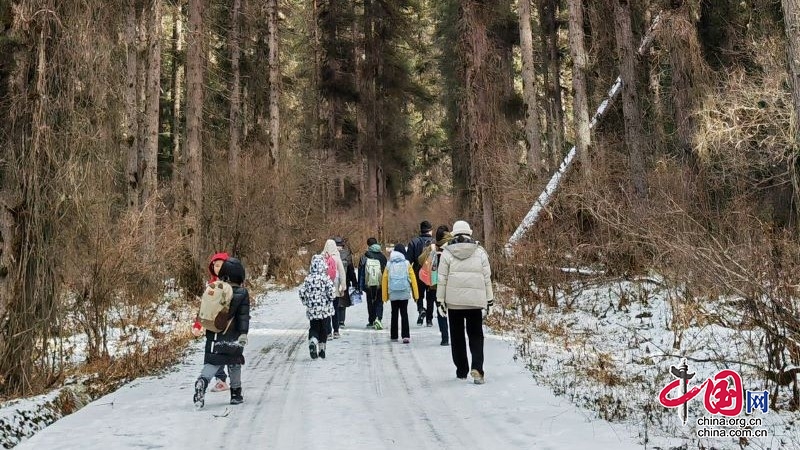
[452,220,472,236]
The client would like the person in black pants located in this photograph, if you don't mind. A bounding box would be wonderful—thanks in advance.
[406,221,434,326]
[382,243,420,342]
[437,220,494,384]
[358,237,387,328]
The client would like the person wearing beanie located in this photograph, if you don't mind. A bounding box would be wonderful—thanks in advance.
[381,243,419,343]
[200,251,231,392]
[358,237,388,329]
[437,220,494,385]
[193,258,251,408]
[406,220,435,326]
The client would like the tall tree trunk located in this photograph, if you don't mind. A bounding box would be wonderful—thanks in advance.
[171,0,184,216]
[124,0,140,210]
[667,2,703,159]
[267,0,280,165]
[459,0,505,248]
[353,0,365,216]
[613,0,647,198]
[186,0,204,261]
[142,0,162,241]
[782,0,800,225]
[567,0,591,176]
[538,0,565,170]
[361,0,381,235]
[518,0,543,172]
[229,0,242,178]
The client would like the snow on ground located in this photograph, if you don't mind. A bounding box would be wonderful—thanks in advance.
[515,275,800,450]
[15,287,642,450]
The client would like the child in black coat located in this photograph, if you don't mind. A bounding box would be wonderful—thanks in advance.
[193,258,251,408]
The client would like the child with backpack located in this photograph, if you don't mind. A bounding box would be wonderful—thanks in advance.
[300,255,335,359]
[193,257,250,408]
[358,237,387,329]
[193,252,232,392]
[382,243,419,343]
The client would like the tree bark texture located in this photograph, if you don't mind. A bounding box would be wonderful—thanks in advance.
[518,0,543,172]
[142,0,162,223]
[613,0,647,198]
[229,0,242,177]
[171,0,184,216]
[268,0,280,165]
[125,0,141,211]
[538,0,565,170]
[567,0,591,176]
[186,0,204,260]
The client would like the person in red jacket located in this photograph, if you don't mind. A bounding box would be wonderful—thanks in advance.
[193,252,231,392]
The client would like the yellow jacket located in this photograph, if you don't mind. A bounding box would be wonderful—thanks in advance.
[381,260,419,302]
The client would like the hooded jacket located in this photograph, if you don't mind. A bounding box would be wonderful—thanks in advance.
[381,250,419,302]
[299,255,335,320]
[322,239,347,297]
[208,252,230,283]
[438,236,493,310]
[358,245,388,291]
[204,258,250,366]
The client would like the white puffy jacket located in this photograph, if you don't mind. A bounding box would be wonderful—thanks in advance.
[438,240,493,310]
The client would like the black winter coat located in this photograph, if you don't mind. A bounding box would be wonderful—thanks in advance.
[204,284,250,366]
[406,234,433,273]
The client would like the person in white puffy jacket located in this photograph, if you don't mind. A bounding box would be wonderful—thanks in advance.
[437,220,494,385]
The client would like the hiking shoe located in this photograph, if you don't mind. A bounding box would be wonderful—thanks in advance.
[470,369,485,385]
[333,331,340,339]
[402,338,410,344]
[374,319,383,330]
[309,339,318,359]
[230,387,243,405]
[193,378,207,408]
[210,380,229,392]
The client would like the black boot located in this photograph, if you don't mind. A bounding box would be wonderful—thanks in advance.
[230,387,244,405]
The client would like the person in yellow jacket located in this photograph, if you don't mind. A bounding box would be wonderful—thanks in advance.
[382,243,419,342]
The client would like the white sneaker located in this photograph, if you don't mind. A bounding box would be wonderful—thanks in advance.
[210,380,229,392]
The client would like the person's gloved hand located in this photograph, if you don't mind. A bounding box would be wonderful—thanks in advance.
[237,334,248,347]
[436,301,447,317]
[482,299,494,319]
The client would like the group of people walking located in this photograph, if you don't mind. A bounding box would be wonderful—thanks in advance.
[191,219,494,409]
[300,219,494,384]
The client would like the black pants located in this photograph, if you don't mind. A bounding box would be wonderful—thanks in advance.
[309,318,328,343]
[428,288,448,342]
[365,286,383,324]
[390,300,410,339]
[338,305,347,325]
[415,279,434,322]
[327,298,340,334]
[448,309,484,378]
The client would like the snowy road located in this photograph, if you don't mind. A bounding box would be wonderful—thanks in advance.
[17,287,642,449]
